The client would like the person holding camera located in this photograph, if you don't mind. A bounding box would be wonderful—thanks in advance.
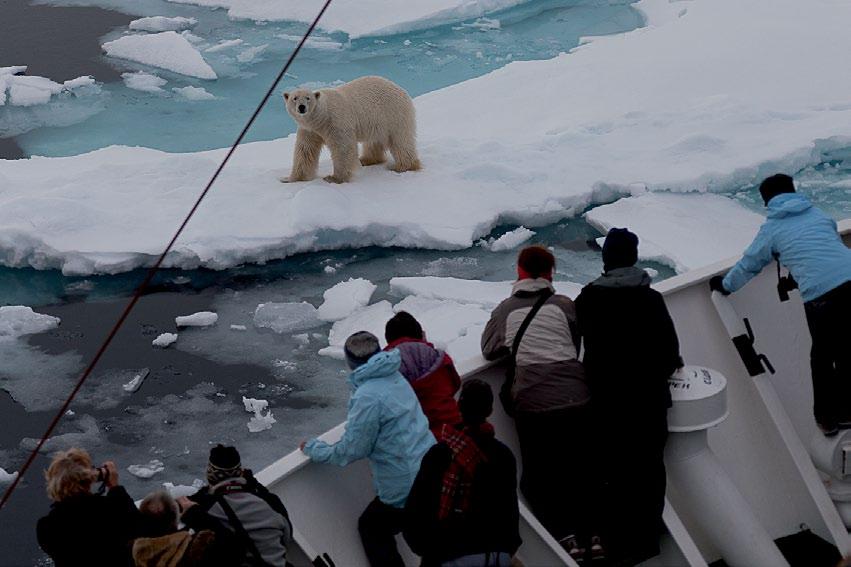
[709,173,851,436]
[37,447,142,567]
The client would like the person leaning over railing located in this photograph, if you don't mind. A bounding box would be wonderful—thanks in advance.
[404,379,521,567]
[710,173,851,437]
[37,448,142,567]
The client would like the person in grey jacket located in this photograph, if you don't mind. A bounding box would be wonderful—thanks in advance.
[481,245,601,564]
[180,445,292,567]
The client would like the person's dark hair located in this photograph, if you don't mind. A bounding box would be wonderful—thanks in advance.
[602,228,639,272]
[344,331,381,369]
[385,311,424,343]
[458,379,493,426]
[517,245,555,279]
[139,490,179,537]
[759,173,795,206]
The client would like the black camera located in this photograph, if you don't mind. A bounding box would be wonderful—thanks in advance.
[777,273,798,302]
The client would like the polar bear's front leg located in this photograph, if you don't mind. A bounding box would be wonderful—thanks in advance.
[325,135,358,184]
[282,128,323,183]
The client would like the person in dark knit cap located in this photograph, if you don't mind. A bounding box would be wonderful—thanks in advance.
[710,173,851,436]
[575,228,682,566]
[405,379,521,566]
[179,444,292,566]
[301,331,435,566]
[385,311,463,436]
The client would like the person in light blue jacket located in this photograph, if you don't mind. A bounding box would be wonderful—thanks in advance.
[710,174,851,436]
[301,331,435,566]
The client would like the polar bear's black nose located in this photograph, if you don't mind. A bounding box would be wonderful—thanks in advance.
[298,105,306,113]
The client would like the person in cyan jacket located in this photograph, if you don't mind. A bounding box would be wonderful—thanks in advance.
[404,379,521,567]
[385,311,463,436]
[302,331,435,567]
[481,245,599,563]
[711,174,851,436]
[576,228,682,567]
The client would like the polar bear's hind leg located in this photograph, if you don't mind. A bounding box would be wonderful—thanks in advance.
[388,133,421,173]
[359,142,387,166]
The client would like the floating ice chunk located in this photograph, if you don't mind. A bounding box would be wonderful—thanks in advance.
[319,301,392,359]
[127,459,165,478]
[585,193,764,273]
[236,44,268,63]
[324,265,338,275]
[242,396,275,432]
[176,311,218,327]
[162,479,204,498]
[20,415,102,454]
[275,34,343,51]
[482,227,535,252]
[292,333,310,346]
[122,71,167,93]
[173,86,215,101]
[460,17,501,31]
[230,324,247,331]
[0,306,60,340]
[205,39,244,53]
[152,333,178,348]
[122,368,151,392]
[390,277,582,308]
[129,16,198,33]
[0,66,27,76]
[0,73,95,107]
[317,278,377,322]
[102,32,217,80]
[0,468,18,485]
[253,302,321,334]
[393,295,490,350]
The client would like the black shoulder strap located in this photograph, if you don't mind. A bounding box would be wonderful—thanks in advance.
[215,494,272,567]
[510,290,554,364]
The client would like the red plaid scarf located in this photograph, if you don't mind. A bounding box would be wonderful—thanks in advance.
[437,422,494,519]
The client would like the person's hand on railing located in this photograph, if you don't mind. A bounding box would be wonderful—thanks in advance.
[709,275,730,296]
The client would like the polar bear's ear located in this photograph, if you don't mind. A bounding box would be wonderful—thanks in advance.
[314,91,321,99]
[283,92,290,101]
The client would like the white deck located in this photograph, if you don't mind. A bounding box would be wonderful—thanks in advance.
[255,221,851,566]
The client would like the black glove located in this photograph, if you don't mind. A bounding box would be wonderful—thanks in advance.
[709,275,730,295]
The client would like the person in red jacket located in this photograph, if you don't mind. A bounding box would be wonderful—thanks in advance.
[385,311,463,436]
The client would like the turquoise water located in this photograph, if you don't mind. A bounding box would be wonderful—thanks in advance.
[15,0,643,156]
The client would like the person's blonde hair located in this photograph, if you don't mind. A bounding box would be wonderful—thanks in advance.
[45,448,94,502]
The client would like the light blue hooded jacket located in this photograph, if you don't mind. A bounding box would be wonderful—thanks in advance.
[723,193,851,302]
[303,349,435,508]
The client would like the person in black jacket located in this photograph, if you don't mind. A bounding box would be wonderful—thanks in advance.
[404,379,521,567]
[37,447,142,567]
[575,228,683,567]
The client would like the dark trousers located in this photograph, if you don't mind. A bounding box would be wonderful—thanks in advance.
[804,281,851,426]
[358,497,405,567]
[515,404,598,543]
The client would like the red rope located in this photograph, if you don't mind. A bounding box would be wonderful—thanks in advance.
[0,0,334,512]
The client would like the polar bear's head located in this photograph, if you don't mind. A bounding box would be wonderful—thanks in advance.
[284,89,321,122]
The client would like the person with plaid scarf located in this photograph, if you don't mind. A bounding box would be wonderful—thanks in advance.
[404,380,521,566]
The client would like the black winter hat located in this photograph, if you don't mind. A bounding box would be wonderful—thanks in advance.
[602,228,639,272]
[459,379,493,426]
[759,174,796,206]
[385,311,424,343]
[207,444,242,485]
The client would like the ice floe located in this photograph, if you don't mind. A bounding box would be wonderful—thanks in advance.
[129,16,198,33]
[585,193,764,272]
[205,38,244,53]
[253,302,321,334]
[102,31,217,80]
[317,278,377,322]
[390,277,582,307]
[243,396,275,432]
[0,306,60,340]
[122,71,167,93]
[175,311,218,327]
[152,333,179,348]
[0,468,18,485]
[318,301,393,360]
[0,67,95,107]
[3,0,851,274]
[163,0,526,39]
[481,226,535,252]
[128,459,165,478]
[122,368,151,393]
[172,86,215,101]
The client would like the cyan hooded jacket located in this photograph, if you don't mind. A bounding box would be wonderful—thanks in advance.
[303,349,435,507]
[723,193,851,302]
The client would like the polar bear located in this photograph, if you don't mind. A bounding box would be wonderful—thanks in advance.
[282,76,421,184]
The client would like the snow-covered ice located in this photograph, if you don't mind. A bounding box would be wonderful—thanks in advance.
[236,44,268,64]
[0,306,60,340]
[585,193,764,272]
[0,468,18,485]
[317,278,377,322]
[129,16,198,33]
[230,324,247,331]
[152,332,178,348]
[127,459,165,478]
[0,67,95,107]
[390,277,582,307]
[163,0,526,39]
[319,301,393,360]
[253,302,322,334]
[173,86,215,101]
[393,295,489,351]
[482,226,535,252]
[122,368,150,393]
[102,32,217,80]
[4,0,851,274]
[243,396,275,432]
[205,39,244,53]
[122,71,167,93]
[175,311,218,327]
